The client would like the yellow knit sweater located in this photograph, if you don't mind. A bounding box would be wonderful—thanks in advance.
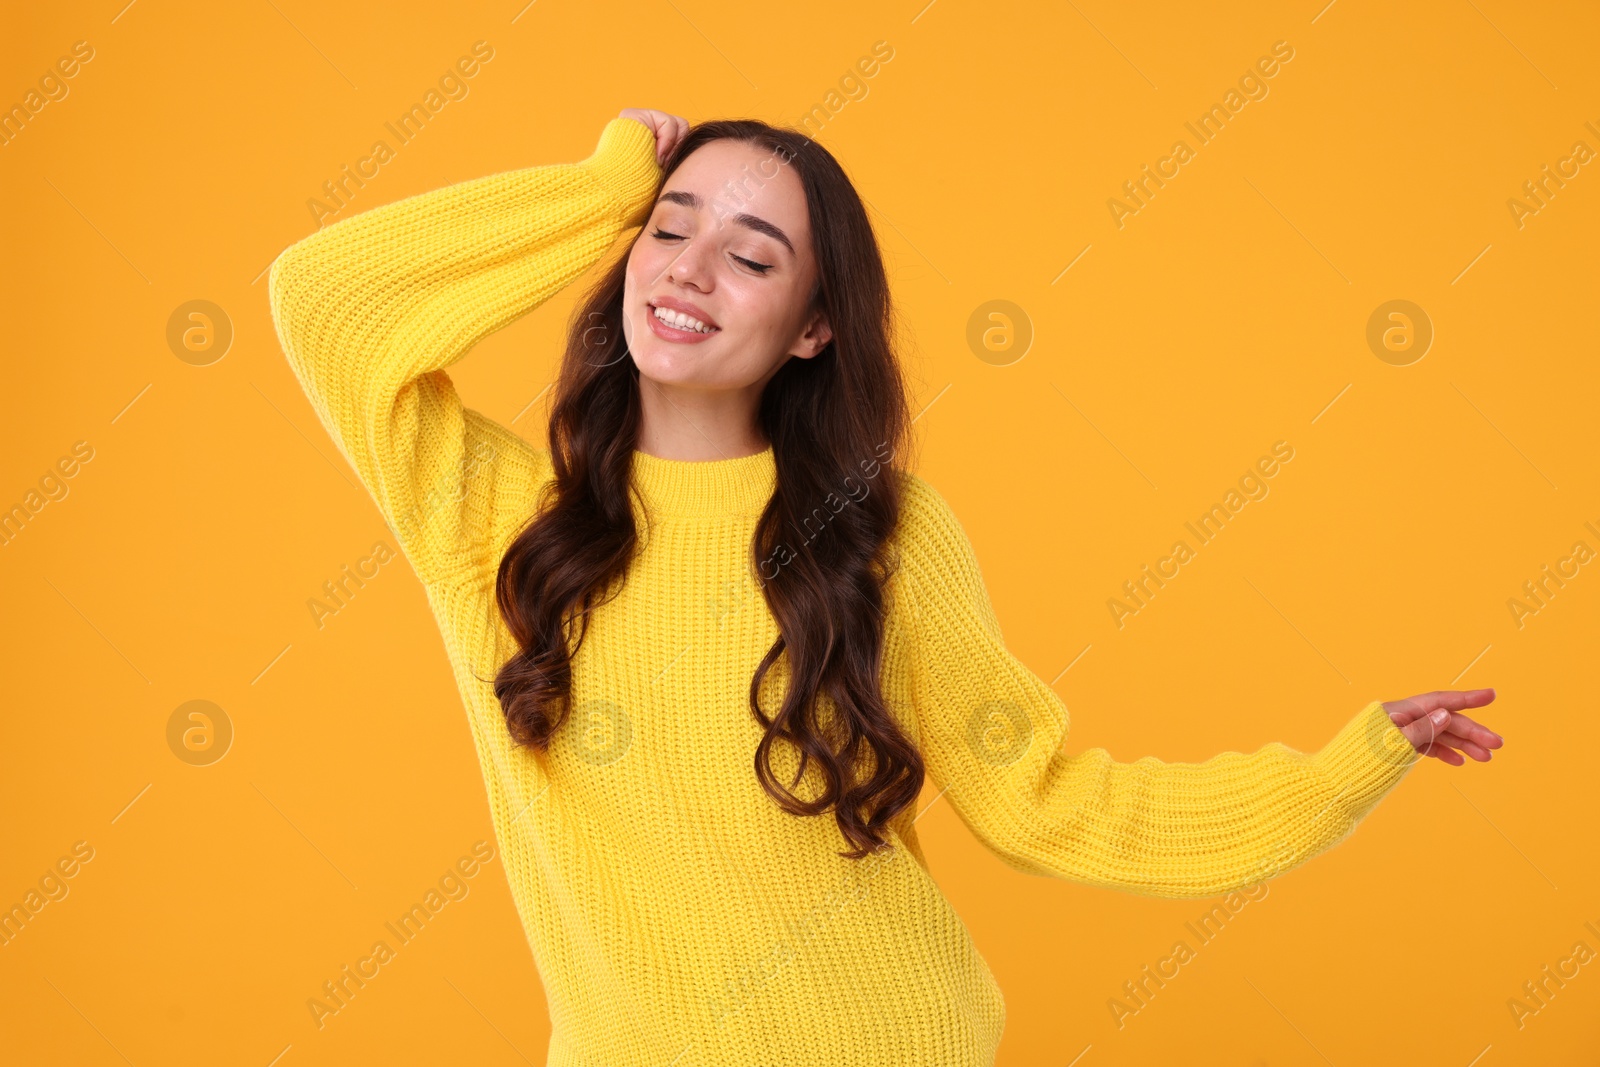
[268,116,1422,1066]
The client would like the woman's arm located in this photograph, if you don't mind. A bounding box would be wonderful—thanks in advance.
[266,117,662,586]
[894,475,1424,900]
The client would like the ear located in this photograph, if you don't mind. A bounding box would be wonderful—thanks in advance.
[792,306,833,360]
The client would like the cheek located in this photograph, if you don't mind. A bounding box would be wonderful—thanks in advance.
[753,288,809,349]
[726,284,785,336]
[621,250,657,344]
[624,246,645,292]
[628,240,676,291]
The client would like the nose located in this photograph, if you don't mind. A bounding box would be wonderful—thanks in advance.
[664,236,712,291]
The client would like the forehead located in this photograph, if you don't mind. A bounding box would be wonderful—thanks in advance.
[659,138,811,250]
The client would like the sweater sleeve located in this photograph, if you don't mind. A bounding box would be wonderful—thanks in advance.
[895,475,1422,899]
[266,117,662,586]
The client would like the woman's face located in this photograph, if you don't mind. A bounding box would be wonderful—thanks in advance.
[621,138,832,393]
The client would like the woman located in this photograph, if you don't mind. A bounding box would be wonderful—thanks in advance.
[268,108,1503,1065]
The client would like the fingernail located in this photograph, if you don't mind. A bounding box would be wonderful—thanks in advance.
[1431,709,1449,725]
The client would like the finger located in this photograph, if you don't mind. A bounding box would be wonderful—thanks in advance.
[1396,689,1497,717]
[1443,712,1504,748]
[1383,692,1493,731]
[1408,724,1465,764]
[1437,732,1494,761]
[1398,711,1484,764]
[1396,709,1501,763]
[1444,688,1496,710]
[1398,707,1453,751]
[1425,743,1465,766]
[666,117,688,162]
[652,119,669,163]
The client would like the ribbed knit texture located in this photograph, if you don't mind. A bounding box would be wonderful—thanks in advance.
[267,116,1423,1066]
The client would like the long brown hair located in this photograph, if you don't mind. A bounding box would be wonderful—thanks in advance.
[491,119,920,859]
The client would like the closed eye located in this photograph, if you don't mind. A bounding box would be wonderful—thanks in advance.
[649,228,774,275]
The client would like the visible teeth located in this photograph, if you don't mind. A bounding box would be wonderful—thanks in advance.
[653,305,716,333]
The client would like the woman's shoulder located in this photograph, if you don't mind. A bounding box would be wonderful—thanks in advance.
[881,467,1005,646]
[888,469,971,561]
[881,469,989,607]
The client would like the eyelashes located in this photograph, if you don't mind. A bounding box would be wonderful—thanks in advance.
[648,228,774,275]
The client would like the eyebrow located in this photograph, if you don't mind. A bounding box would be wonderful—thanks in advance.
[656,189,795,256]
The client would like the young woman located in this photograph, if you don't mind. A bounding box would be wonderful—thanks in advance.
[268,108,1504,1066]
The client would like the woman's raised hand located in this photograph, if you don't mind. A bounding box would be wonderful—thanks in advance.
[1385,689,1503,765]
[619,108,689,166]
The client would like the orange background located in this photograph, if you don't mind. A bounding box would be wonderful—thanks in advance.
[3,1,1597,1064]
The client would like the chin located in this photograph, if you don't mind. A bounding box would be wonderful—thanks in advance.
[629,342,704,384]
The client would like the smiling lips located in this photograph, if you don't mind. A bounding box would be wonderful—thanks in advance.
[647,297,720,342]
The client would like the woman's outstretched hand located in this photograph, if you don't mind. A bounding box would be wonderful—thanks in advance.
[1385,689,1503,765]
[619,108,689,166]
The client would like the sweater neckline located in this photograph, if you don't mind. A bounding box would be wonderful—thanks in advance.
[630,444,776,518]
